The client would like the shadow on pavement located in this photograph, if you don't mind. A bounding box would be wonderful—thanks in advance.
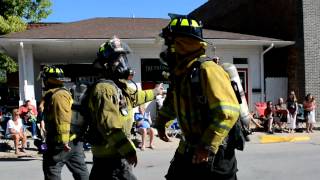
[0,156,38,161]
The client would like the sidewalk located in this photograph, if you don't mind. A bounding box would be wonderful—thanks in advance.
[0,135,180,159]
[0,138,41,159]
[247,123,320,144]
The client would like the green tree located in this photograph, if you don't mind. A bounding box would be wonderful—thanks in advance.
[0,0,52,83]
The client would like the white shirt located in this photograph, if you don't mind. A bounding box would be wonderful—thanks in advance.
[156,95,165,109]
[6,118,23,135]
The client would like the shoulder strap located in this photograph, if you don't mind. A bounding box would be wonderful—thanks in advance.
[92,78,128,116]
[187,57,211,130]
[189,56,212,104]
[76,79,116,109]
[189,56,212,83]
[94,79,122,100]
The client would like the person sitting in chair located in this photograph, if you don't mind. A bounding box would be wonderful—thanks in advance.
[6,108,27,155]
[275,97,289,132]
[134,105,155,150]
[19,100,38,139]
[263,101,275,134]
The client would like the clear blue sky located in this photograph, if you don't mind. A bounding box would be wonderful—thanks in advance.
[43,0,207,22]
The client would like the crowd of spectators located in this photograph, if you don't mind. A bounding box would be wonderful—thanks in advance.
[250,90,317,134]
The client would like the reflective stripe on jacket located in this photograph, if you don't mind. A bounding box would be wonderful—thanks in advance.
[44,88,74,144]
[156,58,240,154]
[89,80,155,158]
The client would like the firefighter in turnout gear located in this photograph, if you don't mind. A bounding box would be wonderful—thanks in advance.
[41,65,89,180]
[155,14,241,180]
[88,36,163,180]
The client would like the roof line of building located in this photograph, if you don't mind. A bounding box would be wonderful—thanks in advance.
[0,38,294,47]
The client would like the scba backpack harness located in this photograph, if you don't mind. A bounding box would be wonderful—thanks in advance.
[75,79,128,143]
[188,57,249,151]
[44,79,125,144]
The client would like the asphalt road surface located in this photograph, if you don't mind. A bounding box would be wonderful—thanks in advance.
[1,132,320,180]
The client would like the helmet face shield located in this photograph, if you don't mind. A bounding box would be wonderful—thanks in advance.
[95,36,134,80]
[111,54,129,73]
[107,53,133,80]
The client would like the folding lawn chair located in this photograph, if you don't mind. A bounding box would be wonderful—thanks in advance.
[165,119,181,138]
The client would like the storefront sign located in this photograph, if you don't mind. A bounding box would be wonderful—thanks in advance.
[141,59,169,83]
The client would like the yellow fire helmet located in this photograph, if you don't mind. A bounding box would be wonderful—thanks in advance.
[161,13,204,42]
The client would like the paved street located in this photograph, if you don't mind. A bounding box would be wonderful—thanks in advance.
[1,130,320,180]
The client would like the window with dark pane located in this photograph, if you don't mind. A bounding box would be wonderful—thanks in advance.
[233,58,248,64]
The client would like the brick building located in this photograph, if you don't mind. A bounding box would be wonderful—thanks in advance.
[190,0,320,119]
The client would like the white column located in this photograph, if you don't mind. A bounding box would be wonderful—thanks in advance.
[18,42,36,107]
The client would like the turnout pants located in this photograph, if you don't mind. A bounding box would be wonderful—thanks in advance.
[43,141,89,180]
[165,145,238,180]
[90,157,136,180]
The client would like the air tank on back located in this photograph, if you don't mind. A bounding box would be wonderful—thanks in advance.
[221,63,250,127]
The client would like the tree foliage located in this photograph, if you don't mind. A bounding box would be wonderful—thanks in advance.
[0,53,18,73]
[0,0,52,23]
[0,15,26,35]
[0,0,52,80]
